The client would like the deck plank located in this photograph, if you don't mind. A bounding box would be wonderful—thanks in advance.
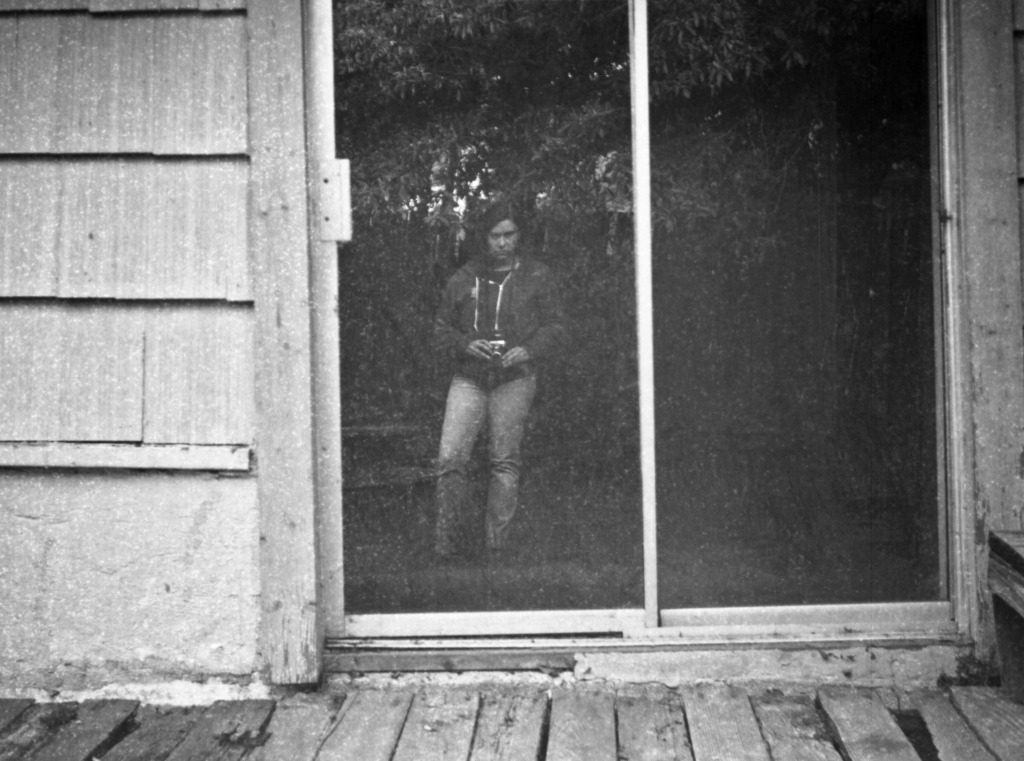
[913,691,996,761]
[616,688,693,761]
[682,684,770,761]
[752,692,842,761]
[248,694,338,761]
[0,700,33,735]
[546,689,617,761]
[469,691,547,761]
[28,699,138,761]
[317,690,414,761]
[101,706,201,761]
[162,700,275,761]
[392,689,480,761]
[0,703,78,761]
[817,688,920,761]
[950,687,1024,761]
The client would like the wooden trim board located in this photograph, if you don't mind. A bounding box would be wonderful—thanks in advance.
[953,0,1024,647]
[249,0,320,684]
[0,442,248,470]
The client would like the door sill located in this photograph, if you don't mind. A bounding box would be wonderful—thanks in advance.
[324,632,969,674]
[328,601,965,672]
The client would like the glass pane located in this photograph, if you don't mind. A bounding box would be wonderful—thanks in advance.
[334,0,643,614]
[651,0,942,607]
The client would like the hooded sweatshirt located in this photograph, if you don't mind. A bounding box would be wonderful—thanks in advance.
[433,255,568,383]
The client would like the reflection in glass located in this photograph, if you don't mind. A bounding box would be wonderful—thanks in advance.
[334,1,643,614]
[652,0,942,607]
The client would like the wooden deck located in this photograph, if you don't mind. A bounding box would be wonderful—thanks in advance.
[1,683,1022,760]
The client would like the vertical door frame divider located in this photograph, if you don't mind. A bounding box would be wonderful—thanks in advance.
[939,0,974,640]
[629,0,659,630]
[305,0,347,639]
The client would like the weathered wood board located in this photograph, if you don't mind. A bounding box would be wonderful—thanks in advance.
[950,687,1024,760]
[150,15,248,154]
[0,14,246,153]
[752,692,842,761]
[546,689,617,761]
[682,684,771,761]
[248,0,319,685]
[90,0,201,9]
[0,703,78,761]
[468,691,547,761]
[616,688,693,761]
[817,688,920,761]
[162,700,274,761]
[0,1,88,10]
[143,305,254,444]
[0,442,249,470]
[0,303,144,442]
[392,690,480,761]
[0,302,254,445]
[28,699,138,761]
[247,695,338,761]
[0,701,32,736]
[0,159,61,296]
[9,687,1024,761]
[100,706,201,761]
[914,691,996,761]
[0,2,247,9]
[316,691,414,761]
[0,160,248,299]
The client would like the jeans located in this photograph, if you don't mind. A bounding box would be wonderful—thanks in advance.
[435,371,537,553]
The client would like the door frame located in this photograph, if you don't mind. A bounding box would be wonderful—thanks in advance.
[309,0,985,646]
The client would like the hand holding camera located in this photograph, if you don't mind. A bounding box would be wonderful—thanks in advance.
[488,339,507,362]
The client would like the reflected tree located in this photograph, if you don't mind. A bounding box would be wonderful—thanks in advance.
[334,0,928,465]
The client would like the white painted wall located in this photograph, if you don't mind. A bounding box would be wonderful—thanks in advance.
[0,471,260,691]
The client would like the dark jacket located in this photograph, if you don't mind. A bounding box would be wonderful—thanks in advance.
[434,255,568,381]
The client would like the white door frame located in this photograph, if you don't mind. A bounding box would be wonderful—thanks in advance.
[310,0,968,644]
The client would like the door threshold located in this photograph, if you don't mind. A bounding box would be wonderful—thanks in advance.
[324,632,969,674]
[328,601,965,673]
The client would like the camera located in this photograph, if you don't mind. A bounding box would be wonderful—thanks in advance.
[488,339,506,360]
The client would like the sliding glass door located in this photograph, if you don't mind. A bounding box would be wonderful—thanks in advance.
[331,0,949,638]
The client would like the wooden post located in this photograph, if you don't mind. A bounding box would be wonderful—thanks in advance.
[249,0,321,683]
[949,0,1024,650]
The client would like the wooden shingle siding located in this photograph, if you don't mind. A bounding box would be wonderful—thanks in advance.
[0,13,246,154]
[0,302,253,445]
[0,302,143,441]
[0,2,247,12]
[0,1,88,11]
[143,304,254,444]
[0,160,60,295]
[90,0,247,10]
[0,159,249,299]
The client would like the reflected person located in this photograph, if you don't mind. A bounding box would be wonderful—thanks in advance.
[433,200,568,560]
